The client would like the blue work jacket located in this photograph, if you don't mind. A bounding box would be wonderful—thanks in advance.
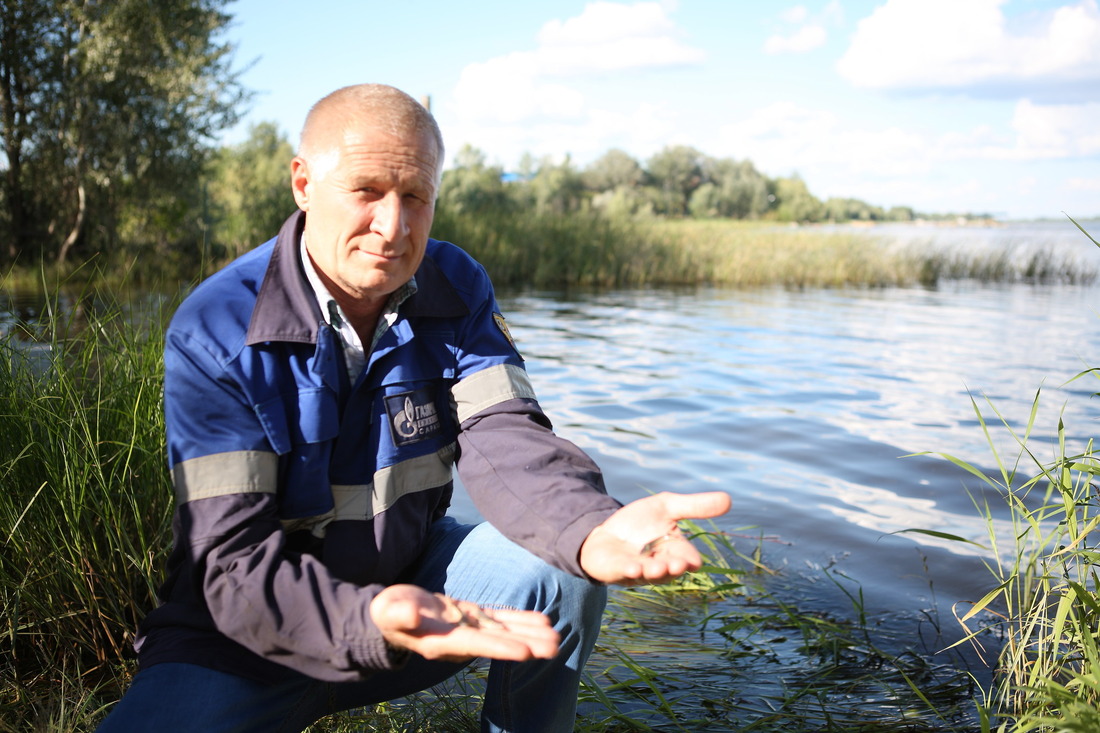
[135,212,620,683]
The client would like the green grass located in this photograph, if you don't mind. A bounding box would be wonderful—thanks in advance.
[914,385,1100,732]
[899,219,1100,731]
[430,209,1100,291]
[0,289,173,731]
[303,526,980,732]
[6,211,1093,293]
[431,209,918,289]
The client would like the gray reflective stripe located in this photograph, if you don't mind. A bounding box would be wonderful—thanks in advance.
[176,443,454,531]
[452,363,536,424]
[172,450,277,505]
[331,442,456,521]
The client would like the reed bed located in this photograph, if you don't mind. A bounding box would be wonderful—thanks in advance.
[5,211,1092,293]
[431,210,920,289]
[432,211,1097,290]
[0,294,172,731]
[917,383,1100,732]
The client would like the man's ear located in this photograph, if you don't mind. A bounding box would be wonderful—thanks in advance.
[290,157,310,211]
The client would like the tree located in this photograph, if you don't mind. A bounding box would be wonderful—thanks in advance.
[206,122,296,258]
[527,154,584,215]
[582,149,644,192]
[886,206,914,222]
[437,145,511,215]
[645,145,705,216]
[823,196,886,223]
[690,157,770,219]
[770,175,824,223]
[0,0,248,266]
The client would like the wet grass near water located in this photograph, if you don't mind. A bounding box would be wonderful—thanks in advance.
[307,528,988,732]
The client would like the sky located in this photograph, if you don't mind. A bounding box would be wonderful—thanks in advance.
[219,0,1100,220]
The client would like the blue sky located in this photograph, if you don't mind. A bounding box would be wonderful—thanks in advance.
[220,0,1100,220]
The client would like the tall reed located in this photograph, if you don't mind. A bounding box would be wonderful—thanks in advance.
[0,290,173,728]
[919,219,1100,730]
[920,388,1100,731]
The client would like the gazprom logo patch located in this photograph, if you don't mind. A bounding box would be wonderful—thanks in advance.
[384,387,442,447]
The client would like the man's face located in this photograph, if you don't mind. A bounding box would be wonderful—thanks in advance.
[292,123,439,309]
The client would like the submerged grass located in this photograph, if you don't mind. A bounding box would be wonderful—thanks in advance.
[306,527,981,732]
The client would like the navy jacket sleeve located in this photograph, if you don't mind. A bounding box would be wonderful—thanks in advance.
[444,255,622,577]
[157,322,402,682]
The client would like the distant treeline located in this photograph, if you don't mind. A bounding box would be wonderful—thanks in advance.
[0,1,985,277]
[440,143,930,227]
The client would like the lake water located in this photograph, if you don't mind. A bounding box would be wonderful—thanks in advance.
[447,219,1100,727]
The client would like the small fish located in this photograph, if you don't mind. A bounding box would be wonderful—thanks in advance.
[640,531,681,556]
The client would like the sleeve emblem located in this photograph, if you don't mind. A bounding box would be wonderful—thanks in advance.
[493,312,519,353]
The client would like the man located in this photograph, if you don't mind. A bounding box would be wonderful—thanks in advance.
[98,83,730,732]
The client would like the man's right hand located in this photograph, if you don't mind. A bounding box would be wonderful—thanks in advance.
[369,584,560,664]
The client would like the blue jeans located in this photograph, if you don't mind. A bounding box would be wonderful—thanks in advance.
[96,519,606,732]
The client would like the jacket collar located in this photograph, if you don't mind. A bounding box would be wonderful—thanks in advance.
[246,210,468,346]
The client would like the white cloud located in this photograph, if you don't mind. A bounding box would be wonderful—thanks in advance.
[718,102,933,179]
[534,1,704,75]
[1008,99,1100,159]
[715,96,1100,199]
[444,101,680,171]
[836,0,1100,93]
[453,55,586,125]
[718,96,1100,187]
[1066,177,1100,192]
[711,96,1100,217]
[766,4,833,55]
[780,5,809,24]
[765,25,827,54]
[451,1,703,127]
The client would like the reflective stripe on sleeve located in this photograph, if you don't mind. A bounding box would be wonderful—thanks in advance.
[172,450,278,505]
[451,363,536,424]
[331,442,456,521]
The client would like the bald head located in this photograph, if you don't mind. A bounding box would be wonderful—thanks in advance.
[298,84,444,180]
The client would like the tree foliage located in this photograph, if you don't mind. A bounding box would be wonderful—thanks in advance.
[206,122,296,258]
[771,175,824,223]
[582,148,644,191]
[0,0,247,267]
[437,144,511,215]
[434,142,917,227]
[691,157,770,219]
[645,145,705,216]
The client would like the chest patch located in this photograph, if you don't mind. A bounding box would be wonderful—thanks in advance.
[384,387,443,447]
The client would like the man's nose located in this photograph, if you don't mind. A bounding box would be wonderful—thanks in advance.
[370,192,409,241]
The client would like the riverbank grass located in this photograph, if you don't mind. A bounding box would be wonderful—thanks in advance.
[4,214,1095,294]
[0,292,172,730]
[919,385,1100,732]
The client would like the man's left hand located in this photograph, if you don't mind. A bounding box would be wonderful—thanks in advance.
[578,491,732,586]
